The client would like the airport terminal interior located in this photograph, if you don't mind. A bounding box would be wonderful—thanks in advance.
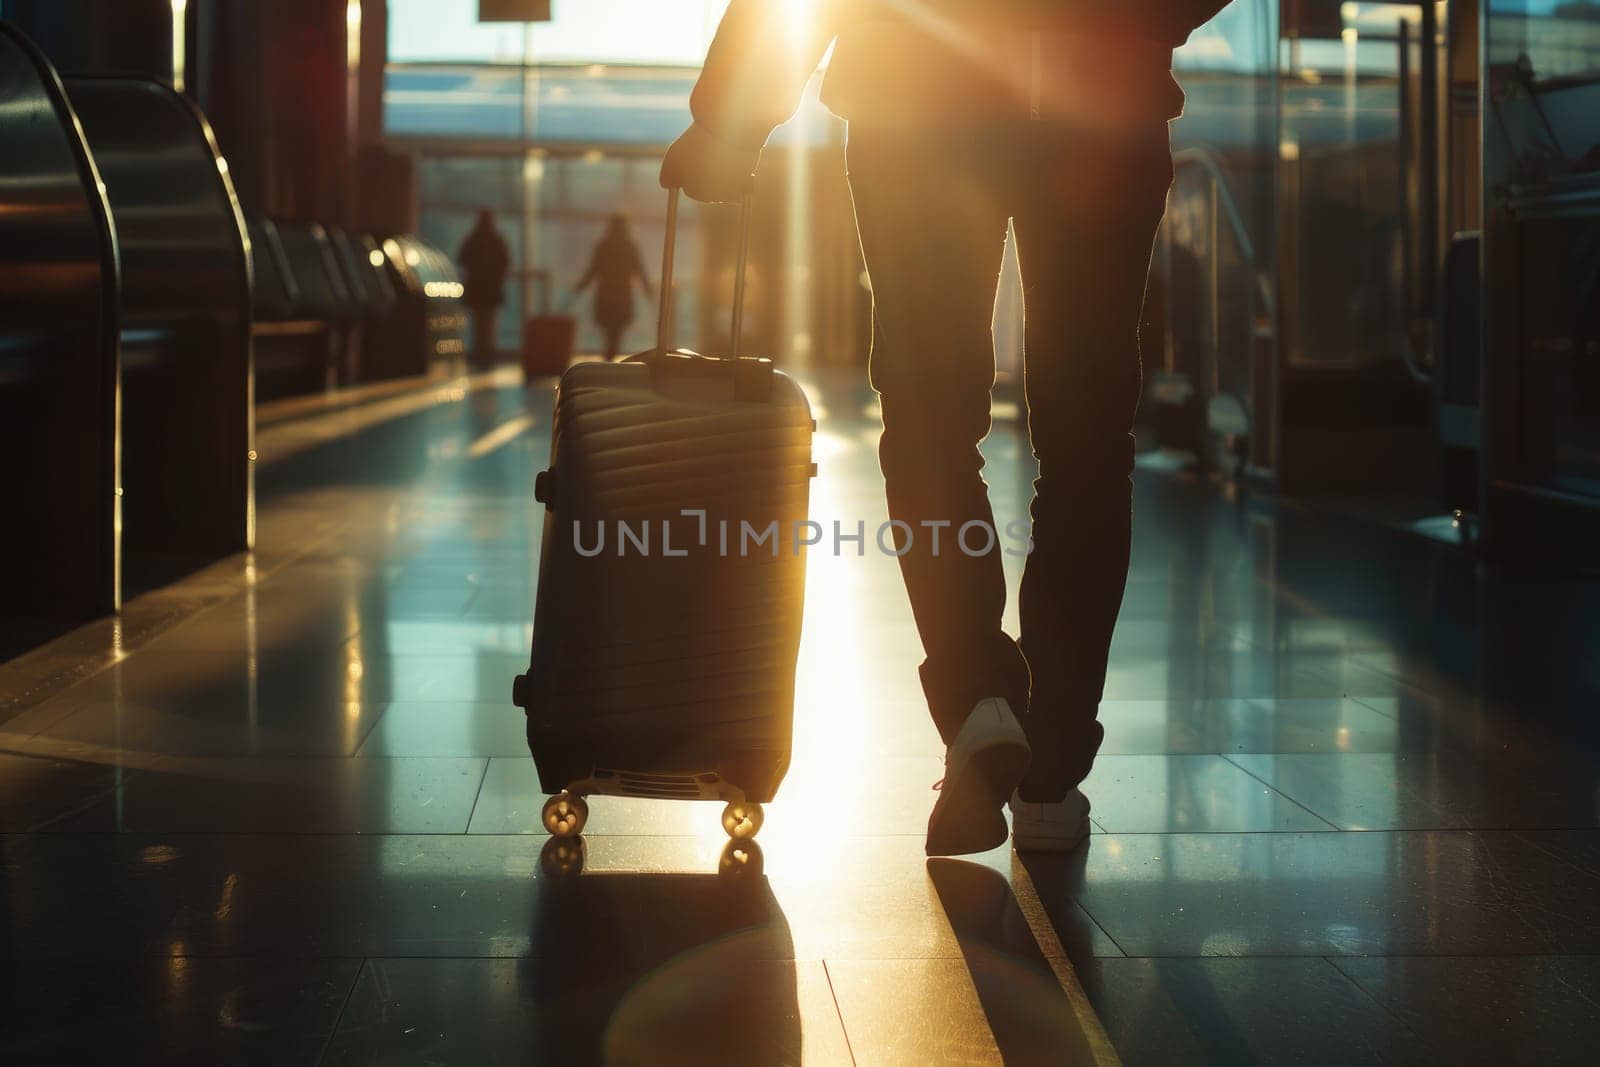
[2,1,1599,1064]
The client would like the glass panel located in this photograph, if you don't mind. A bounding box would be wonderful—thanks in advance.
[389,4,843,365]
[388,0,725,66]
[1512,213,1600,496]
[418,156,521,212]
[536,156,705,358]
[384,64,700,145]
[385,65,526,140]
[1487,0,1600,497]
[1486,0,1600,85]
[1485,1,1600,189]
[420,150,715,358]
[559,154,627,215]
[1160,0,1278,432]
[1277,2,1413,369]
[525,67,698,145]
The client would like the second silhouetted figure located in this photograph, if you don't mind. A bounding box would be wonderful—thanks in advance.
[574,214,653,360]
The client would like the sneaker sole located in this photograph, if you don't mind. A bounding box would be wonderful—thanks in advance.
[1012,816,1091,853]
[926,737,1032,856]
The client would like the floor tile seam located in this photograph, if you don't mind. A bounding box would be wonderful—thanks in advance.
[1507,829,1600,881]
[1342,653,1471,695]
[0,667,107,724]
[970,857,1126,1062]
[1068,905,1128,960]
[816,959,859,1066]
[1009,853,1130,968]
[462,759,494,833]
[1275,645,1401,694]
[1218,753,1344,831]
[347,701,395,758]
[314,957,370,1067]
[455,582,486,620]
[18,780,132,834]
[1319,954,1433,1050]
[1346,693,1404,721]
[1026,879,1129,962]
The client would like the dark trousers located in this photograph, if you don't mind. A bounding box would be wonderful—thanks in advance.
[601,323,626,361]
[471,306,499,365]
[847,116,1172,801]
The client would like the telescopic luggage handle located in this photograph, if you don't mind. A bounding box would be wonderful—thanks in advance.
[656,185,753,358]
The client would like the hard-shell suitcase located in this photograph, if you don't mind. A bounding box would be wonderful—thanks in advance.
[512,189,815,847]
[522,270,577,380]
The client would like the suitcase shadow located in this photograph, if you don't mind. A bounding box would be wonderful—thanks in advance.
[517,838,802,1061]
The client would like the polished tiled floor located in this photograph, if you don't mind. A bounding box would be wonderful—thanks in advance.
[3,367,1599,1064]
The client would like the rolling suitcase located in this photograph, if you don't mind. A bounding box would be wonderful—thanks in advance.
[522,270,577,380]
[511,188,816,851]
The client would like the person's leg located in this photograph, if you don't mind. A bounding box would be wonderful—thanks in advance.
[474,307,498,365]
[846,123,1030,745]
[849,122,1033,855]
[1010,120,1173,802]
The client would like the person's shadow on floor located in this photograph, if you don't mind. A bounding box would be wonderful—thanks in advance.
[928,853,1108,1064]
[518,839,801,1063]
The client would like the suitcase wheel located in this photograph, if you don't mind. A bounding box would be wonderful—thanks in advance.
[718,840,764,879]
[721,800,764,840]
[542,791,589,837]
[540,837,585,877]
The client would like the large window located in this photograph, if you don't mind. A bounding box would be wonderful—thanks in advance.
[387,2,847,361]
[388,1,726,355]
[388,0,726,66]
[417,152,704,356]
[385,64,699,146]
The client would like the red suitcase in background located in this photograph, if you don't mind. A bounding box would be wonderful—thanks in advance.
[522,270,576,380]
[512,190,815,864]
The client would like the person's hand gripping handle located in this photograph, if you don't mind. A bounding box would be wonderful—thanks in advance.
[660,122,761,205]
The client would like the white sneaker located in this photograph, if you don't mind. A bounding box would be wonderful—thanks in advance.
[1010,788,1092,853]
[926,698,1032,856]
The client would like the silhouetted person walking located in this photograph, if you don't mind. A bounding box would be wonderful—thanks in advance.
[664,1,1225,855]
[574,214,653,360]
[458,210,510,366]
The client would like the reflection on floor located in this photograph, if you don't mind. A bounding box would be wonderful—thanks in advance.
[2,368,1599,1064]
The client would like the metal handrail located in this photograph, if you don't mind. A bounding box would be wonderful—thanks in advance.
[1172,146,1258,267]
